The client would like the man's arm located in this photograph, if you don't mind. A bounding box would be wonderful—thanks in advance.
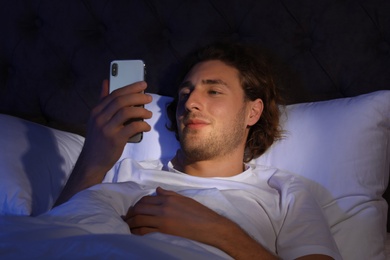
[123,187,334,260]
[123,187,278,259]
[54,80,153,207]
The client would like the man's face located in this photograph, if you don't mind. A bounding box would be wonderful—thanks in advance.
[176,60,251,161]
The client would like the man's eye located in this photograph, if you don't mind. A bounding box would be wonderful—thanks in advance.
[179,89,190,99]
[209,90,221,95]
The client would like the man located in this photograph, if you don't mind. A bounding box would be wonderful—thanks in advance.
[55,43,341,259]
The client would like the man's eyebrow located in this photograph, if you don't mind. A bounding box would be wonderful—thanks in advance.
[178,81,193,90]
[178,79,229,90]
[202,79,229,87]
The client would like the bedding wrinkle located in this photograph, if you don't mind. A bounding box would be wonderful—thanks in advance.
[0,158,341,258]
[104,159,341,258]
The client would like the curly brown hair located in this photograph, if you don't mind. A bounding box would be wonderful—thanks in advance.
[167,42,284,162]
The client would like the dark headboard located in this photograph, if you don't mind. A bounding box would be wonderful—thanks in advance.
[1,0,390,135]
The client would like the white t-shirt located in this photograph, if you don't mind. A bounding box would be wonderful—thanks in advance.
[100,158,341,260]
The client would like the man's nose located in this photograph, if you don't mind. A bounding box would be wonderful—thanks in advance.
[184,89,203,111]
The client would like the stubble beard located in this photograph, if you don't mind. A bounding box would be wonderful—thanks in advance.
[178,106,248,162]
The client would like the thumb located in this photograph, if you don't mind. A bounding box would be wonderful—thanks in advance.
[156,186,179,196]
[100,79,109,99]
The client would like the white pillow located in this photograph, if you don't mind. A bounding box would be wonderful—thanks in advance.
[0,114,84,216]
[119,93,180,162]
[255,90,390,259]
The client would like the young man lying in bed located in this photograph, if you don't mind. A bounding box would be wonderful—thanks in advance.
[54,43,341,260]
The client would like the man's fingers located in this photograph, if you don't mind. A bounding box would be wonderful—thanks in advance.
[124,196,163,219]
[124,188,181,219]
[110,81,147,96]
[124,210,162,235]
[102,91,152,121]
[100,79,109,99]
[130,226,158,236]
[109,105,153,126]
[155,187,180,196]
[127,214,156,228]
[94,81,149,116]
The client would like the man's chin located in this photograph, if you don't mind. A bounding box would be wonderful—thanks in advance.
[180,131,206,141]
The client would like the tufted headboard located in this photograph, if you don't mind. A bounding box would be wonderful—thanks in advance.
[1,0,389,135]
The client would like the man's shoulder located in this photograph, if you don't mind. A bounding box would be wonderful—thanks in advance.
[249,163,311,192]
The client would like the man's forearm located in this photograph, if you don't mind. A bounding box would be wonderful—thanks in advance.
[53,151,107,207]
[213,219,333,260]
[212,217,279,260]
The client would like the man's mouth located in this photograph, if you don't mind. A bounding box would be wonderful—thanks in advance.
[183,117,210,129]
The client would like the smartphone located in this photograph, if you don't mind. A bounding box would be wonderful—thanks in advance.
[109,59,145,143]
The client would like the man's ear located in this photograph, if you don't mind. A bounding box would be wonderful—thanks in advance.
[247,99,263,126]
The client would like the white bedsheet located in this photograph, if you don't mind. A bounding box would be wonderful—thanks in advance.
[0,182,256,259]
[0,158,348,260]
[0,181,230,259]
[386,233,390,260]
[0,215,225,259]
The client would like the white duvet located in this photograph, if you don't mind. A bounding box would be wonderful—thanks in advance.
[0,220,223,259]
[0,181,230,259]
[0,160,340,259]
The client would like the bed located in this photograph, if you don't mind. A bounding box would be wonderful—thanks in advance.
[0,0,389,259]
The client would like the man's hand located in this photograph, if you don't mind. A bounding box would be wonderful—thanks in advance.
[82,80,152,176]
[123,187,225,244]
[54,80,152,207]
[123,187,278,260]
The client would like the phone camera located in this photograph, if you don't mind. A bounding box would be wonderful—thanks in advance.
[111,63,118,76]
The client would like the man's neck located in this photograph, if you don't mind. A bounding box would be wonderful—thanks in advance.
[171,150,246,178]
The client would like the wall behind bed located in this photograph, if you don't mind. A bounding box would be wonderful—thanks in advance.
[0,0,389,135]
